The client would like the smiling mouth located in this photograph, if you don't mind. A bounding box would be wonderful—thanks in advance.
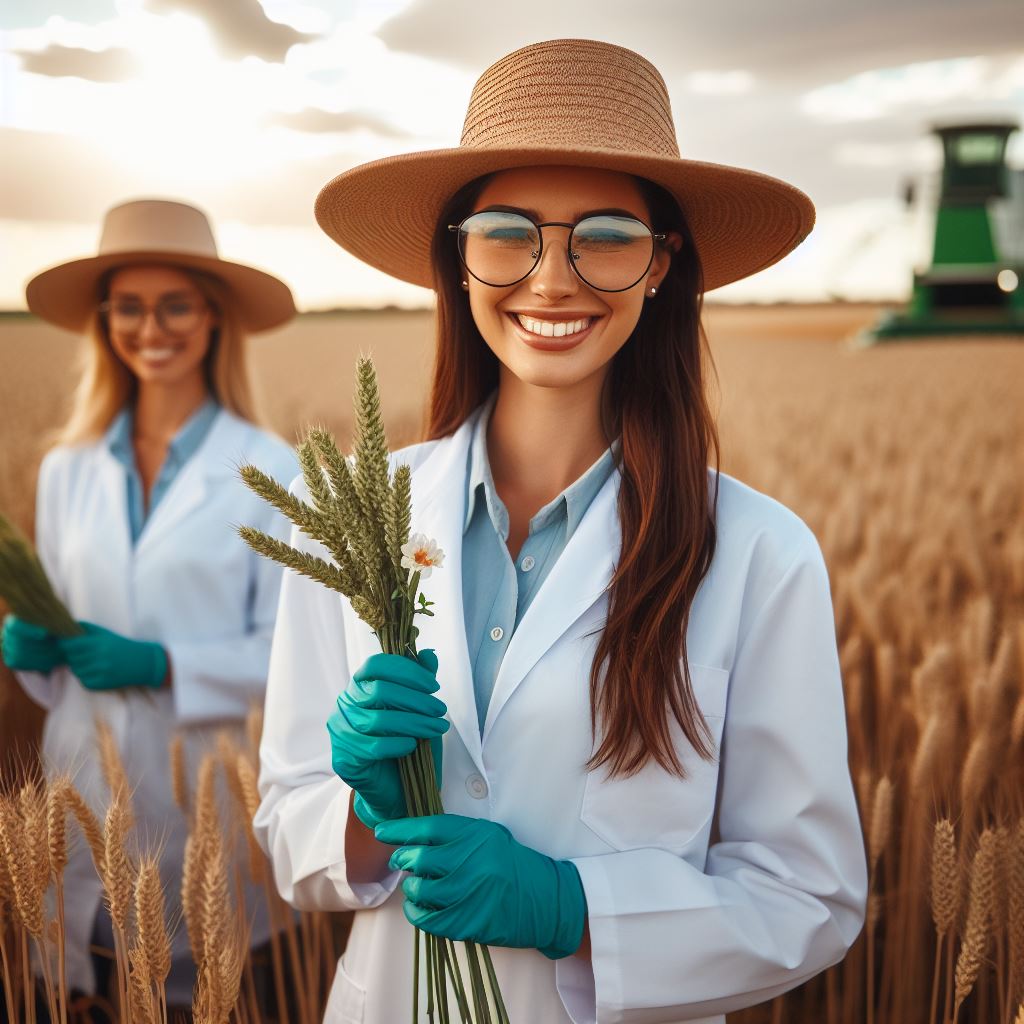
[510,313,598,339]
[135,347,181,359]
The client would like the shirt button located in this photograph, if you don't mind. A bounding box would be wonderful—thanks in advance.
[466,774,489,799]
[489,626,504,642]
[520,555,535,572]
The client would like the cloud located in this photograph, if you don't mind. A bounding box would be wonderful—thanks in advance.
[145,0,317,62]
[375,0,1023,87]
[267,108,409,138]
[14,43,142,82]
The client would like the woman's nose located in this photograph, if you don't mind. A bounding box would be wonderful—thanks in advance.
[529,229,580,301]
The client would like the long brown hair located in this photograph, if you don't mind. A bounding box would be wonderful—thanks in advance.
[425,172,721,779]
[54,266,260,447]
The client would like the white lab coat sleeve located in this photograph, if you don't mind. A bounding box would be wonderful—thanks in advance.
[252,475,402,912]
[559,536,868,1024]
[14,448,68,711]
[167,447,296,725]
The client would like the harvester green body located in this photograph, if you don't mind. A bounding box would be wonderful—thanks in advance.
[870,122,1023,340]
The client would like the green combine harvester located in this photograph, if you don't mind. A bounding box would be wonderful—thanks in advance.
[869,120,1024,341]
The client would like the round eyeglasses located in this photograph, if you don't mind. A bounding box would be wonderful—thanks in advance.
[98,295,208,337]
[449,211,666,292]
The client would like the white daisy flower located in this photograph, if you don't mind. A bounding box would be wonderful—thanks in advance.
[400,533,445,578]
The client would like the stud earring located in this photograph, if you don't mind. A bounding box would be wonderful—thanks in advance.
[649,286,657,296]
[461,280,469,290]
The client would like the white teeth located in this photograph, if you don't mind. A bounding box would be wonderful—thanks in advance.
[515,314,592,338]
[140,348,177,359]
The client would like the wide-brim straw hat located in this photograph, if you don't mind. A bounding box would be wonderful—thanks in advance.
[315,38,815,293]
[25,198,296,333]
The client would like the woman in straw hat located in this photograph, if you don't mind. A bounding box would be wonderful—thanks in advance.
[2,198,298,1015]
[256,38,867,1023]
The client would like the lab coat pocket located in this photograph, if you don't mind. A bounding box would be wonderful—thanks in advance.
[326,956,367,1023]
[580,663,729,854]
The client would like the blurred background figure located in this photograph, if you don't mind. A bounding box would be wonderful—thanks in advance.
[0,197,297,1017]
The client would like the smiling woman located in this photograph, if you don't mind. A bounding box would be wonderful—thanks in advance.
[255,36,867,1024]
[5,197,300,1013]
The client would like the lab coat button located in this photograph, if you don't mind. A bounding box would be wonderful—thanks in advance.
[489,626,504,641]
[466,774,489,799]
[520,555,535,571]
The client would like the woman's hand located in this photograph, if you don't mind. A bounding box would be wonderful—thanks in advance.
[376,813,587,960]
[327,649,448,829]
[57,622,168,690]
[1,615,65,674]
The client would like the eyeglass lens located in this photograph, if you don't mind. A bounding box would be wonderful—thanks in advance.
[458,212,655,291]
[103,297,206,336]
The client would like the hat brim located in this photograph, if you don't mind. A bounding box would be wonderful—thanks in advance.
[314,144,815,293]
[25,250,296,333]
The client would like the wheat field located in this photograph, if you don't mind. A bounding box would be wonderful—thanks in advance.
[1,304,1022,1022]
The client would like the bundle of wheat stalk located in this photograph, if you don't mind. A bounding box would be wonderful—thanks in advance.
[238,355,508,1023]
[0,707,348,1024]
[0,513,80,639]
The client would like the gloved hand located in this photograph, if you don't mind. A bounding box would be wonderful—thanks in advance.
[327,649,448,830]
[1,615,65,674]
[376,814,587,960]
[57,622,168,691]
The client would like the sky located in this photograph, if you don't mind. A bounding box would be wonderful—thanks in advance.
[1,0,1022,310]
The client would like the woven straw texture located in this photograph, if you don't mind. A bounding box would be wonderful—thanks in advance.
[315,38,815,293]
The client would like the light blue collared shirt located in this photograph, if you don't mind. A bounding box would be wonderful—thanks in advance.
[461,393,620,733]
[105,398,220,544]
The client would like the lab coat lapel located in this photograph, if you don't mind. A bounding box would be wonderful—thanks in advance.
[482,468,621,745]
[88,447,135,631]
[406,414,485,775]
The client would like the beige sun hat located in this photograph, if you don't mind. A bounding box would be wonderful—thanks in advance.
[25,198,296,332]
[315,37,815,292]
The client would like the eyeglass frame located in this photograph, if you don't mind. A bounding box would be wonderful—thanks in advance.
[447,211,668,293]
[97,293,213,338]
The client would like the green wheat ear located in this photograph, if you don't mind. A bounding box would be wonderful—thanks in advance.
[0,511,81,636]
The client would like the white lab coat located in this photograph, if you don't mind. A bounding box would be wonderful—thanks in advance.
[15,407,297,1000]
[254,404,867,1024]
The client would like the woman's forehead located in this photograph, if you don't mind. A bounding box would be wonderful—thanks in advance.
[474,165,647,217]
[108,263,199,295]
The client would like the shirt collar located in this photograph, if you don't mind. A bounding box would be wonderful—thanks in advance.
[463,391,620,539]
[104,397,220,469]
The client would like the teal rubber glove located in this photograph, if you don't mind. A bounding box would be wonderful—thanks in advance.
[1,615,65,674]
[327,649,448,830]
[376,814,587,960]
[56,622,168,691]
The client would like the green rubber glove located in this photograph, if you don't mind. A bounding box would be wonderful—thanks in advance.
[56,622,168,691]
[1,615,65,674]
[376,814,587,960]
[327,650,448,830]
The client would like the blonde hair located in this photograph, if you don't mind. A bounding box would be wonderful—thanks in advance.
[53,265,261,447]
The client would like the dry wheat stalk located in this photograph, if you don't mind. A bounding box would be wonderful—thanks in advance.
[955,829,998,1018]
[869,776,893,872]
[63,785,106,876]
[1009,820,1024,1008]
[135,855,171,988]
[932,819,960,938]
[102,796,135,937]
[233,754,265,883]
[95,717,132,819]
[169,733,189,821]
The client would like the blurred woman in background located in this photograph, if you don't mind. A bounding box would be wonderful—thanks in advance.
[1,198,297,1018]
